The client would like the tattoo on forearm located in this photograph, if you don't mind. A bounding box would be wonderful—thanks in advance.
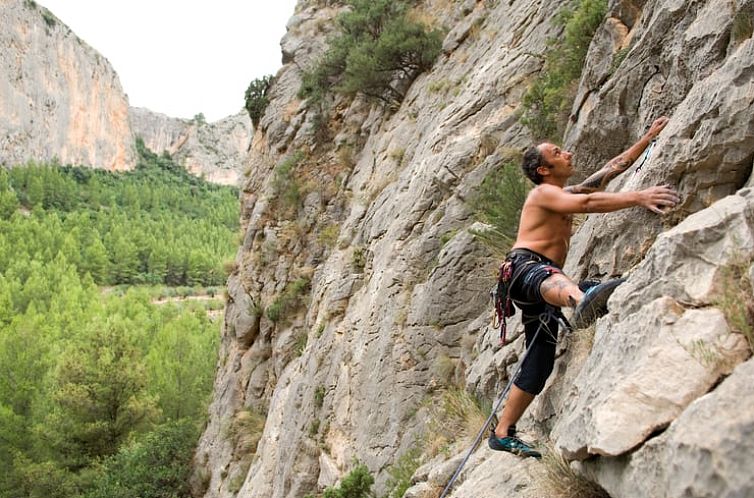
[569,156,633,193]
[606,156,632,172]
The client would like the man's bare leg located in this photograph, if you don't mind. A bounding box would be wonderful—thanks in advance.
[539,273,583,308]
[494,385,534,438]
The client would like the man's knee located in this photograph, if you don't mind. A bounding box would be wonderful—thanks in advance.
[539,273,582,307]
[515,359,555,395]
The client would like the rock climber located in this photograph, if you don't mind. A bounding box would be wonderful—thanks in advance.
[489,116,680,457]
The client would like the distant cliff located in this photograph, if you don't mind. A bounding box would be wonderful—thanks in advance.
[0,0,252,186]
[0,0,135,170]
[130,107,252,186]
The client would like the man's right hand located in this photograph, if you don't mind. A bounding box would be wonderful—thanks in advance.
[638,184,680,214]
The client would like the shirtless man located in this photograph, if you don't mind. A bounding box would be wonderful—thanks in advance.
[488,117,680,457]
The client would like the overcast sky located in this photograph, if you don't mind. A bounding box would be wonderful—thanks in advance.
[39,1,299,122]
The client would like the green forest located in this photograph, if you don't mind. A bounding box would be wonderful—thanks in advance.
[0,143,238,497]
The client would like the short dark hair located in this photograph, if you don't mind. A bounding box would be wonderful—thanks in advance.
[522,145,548,184]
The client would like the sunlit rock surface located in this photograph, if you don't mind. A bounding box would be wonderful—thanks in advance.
[0,0,135,170]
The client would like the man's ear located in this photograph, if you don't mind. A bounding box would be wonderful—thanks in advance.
[536,165,551,178]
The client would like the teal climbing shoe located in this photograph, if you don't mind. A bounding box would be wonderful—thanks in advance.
[572,278,626,329]
[488,434,542,458]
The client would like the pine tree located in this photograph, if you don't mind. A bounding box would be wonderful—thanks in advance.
[146,311,217,421]
[39,319,159,471]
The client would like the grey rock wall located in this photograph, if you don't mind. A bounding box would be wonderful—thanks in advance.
[195,0,754,497]
[0,0,135,170]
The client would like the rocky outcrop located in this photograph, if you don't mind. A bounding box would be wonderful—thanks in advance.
[589,357,754,498]
[0,0,135,170]
[130,107,252,186]
[195,0,754,497]
[563,0,754,279]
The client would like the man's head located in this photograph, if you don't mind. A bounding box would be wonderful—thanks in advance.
[521,143,573,184]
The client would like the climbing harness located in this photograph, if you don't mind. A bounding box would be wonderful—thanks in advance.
[634,139,656,174]
[439,306,571,498]
[492,253,568,344]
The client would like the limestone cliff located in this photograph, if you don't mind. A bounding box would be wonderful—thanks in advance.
[0,0,252,185]
[130,108,252,186]
[0,0,135,170]
[195,1,754,497]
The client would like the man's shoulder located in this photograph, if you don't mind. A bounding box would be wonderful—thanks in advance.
[529,183,565,199]
[536,184,563,192]
[524,184,572,211]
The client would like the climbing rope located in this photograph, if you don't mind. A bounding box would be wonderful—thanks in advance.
[438,308,570,498]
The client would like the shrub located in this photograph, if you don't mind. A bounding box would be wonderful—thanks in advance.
[298,0,443,107]
[322,463,374,498]
[245,75,274,127]
[439,229,457,247]
[468,161,530,256]
[384,446,421,498]
[271,152,306,220]
[534,443,609,498]
[520,0,608,141]
[318,223,341,248]
[228,472,246,494]
[352,247,366,272]
[294,332,308,356]
[41,8,56,28]
[266,278,311,323]
[314,385,326,409]
[316,323,326,338]
[309,419,321,436]
[84,420,199,498]
[225,409,266,455]
[715,259,754,351]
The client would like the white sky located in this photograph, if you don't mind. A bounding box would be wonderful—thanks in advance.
[39,1,299,122]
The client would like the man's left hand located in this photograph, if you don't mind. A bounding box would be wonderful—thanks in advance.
[648,117,669,139]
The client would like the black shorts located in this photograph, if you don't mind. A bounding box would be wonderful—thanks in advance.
[505,248,563,395]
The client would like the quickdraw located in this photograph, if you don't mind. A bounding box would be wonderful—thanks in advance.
[490,260,515,345]
[634,139,656,174]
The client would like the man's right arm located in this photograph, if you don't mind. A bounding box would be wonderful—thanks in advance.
[536,184,680,214]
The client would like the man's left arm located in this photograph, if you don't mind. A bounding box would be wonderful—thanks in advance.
[566,116,669,194]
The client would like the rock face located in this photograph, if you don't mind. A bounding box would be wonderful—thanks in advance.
[194,0,754,497]
[590,358,754,498]
[130,107,252,186]
[0,0,135,170]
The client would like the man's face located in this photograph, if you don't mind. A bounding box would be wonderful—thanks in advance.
[538,143,574,179]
